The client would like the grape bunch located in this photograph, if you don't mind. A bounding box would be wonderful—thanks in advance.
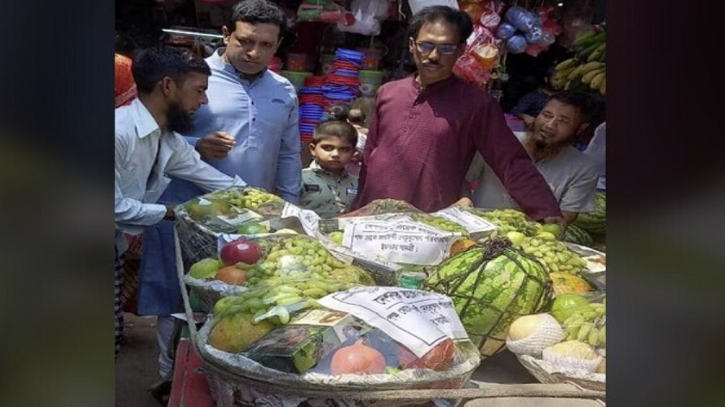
[562,301,606,348]
[515,236,587,274]
[211,187,284,210]
[213,236,375,324]
[412,214,469,235]
[468,208,542,236]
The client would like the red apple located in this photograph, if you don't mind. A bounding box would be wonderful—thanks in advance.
[220,239,261,266]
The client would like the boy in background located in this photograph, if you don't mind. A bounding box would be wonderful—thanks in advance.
[300,107,359,218]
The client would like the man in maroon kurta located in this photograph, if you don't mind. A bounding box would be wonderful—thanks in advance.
[356,6,562,222]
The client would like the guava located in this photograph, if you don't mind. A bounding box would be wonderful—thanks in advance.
[189,258,223,279]
[550,293,590,323]
[328,231,344,245]
[505,231,526,245]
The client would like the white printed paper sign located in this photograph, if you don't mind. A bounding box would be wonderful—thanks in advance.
[318,286,469,357]
[342,218,461,265]
[281,203,321,236]
[432,207,497,234]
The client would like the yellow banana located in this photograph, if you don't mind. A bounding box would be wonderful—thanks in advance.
[599,77,606,95]
[567,64,586,80]
[555,58,577,71]
[578,62,604,76]
[582,67,604,84]
[590,71,606,89]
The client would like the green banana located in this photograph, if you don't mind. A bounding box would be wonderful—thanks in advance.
[576,31,606,51]
[579,39,605,60]
[588,326,600,347]
[577,322,593,342]
[572,30,598,48]
[587,43,606,62]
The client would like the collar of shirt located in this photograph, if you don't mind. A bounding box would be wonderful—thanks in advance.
[208,48,269,85]
[130,98,162,139]
[309,160,349,179]
[411,73,459,94]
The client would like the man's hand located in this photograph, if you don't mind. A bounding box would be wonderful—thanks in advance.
[522,114,535,129]
[196,131,235,160]
[542,216,567,235]
[450,197,474,208]
[164,204,177,221]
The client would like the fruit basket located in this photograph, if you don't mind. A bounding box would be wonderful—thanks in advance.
[183,234,375,312]
[515,354,606,392]
[174,186,305,267]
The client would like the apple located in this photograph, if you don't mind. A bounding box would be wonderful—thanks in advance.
[220,238,262,266]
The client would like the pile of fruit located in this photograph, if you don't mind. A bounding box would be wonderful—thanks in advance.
[465,208,543,236]
[424,238,552,358]
[506,293,606,375]
[180,186,294,235]
[514,236,588,275]
[552,25,606,95]
[189,235,375,317]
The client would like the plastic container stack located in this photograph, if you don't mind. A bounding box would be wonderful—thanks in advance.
[298,76,328,143]
[323,48,365,105]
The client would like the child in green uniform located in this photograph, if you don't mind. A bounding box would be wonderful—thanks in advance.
[299,105,359,218]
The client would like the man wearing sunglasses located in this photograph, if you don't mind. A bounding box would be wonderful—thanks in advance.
[355,5,564,226]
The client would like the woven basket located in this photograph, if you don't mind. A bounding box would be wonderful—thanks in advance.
[515,354,606,392]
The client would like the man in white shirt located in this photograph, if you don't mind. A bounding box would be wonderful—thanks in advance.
[115,47,243,357]
[467,91,599,226]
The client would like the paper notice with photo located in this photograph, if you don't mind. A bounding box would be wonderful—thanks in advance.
[432,207,497,234]
[342,218,461,265]
[318,286,469,357]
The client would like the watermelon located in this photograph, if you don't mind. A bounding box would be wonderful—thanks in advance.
[573,192,606,236]
[424,238,552,359]
[562,224,593,246]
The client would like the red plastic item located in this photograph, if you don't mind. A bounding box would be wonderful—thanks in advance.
[167,339,215,407]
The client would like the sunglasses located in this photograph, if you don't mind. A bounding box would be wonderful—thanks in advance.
[413,40,459,56]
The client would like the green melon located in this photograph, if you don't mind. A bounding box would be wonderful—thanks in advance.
[563,224,593,246]
[573,192,606,236]
[424,239,553,359]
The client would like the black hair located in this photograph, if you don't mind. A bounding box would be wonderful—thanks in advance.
[548,91,598,124]
[226,0,287,40]
[348,108,366,126]
[132,46,211,94]
[407,6,473,44]
[313,105,358,146]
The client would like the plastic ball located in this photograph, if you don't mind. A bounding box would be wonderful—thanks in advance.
[506,34,528,54]
[496,22,517,40]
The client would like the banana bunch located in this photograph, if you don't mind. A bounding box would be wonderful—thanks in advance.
[561,301,606,348]
[552,28,606,96]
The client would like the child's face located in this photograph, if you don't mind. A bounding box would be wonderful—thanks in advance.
[310,136,355,173]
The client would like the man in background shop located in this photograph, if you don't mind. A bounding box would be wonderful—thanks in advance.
[510,67,557,129]
[115,46,242,358]
[355,5,564,225]
[467,91,599,225]
[138,0,300,384]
